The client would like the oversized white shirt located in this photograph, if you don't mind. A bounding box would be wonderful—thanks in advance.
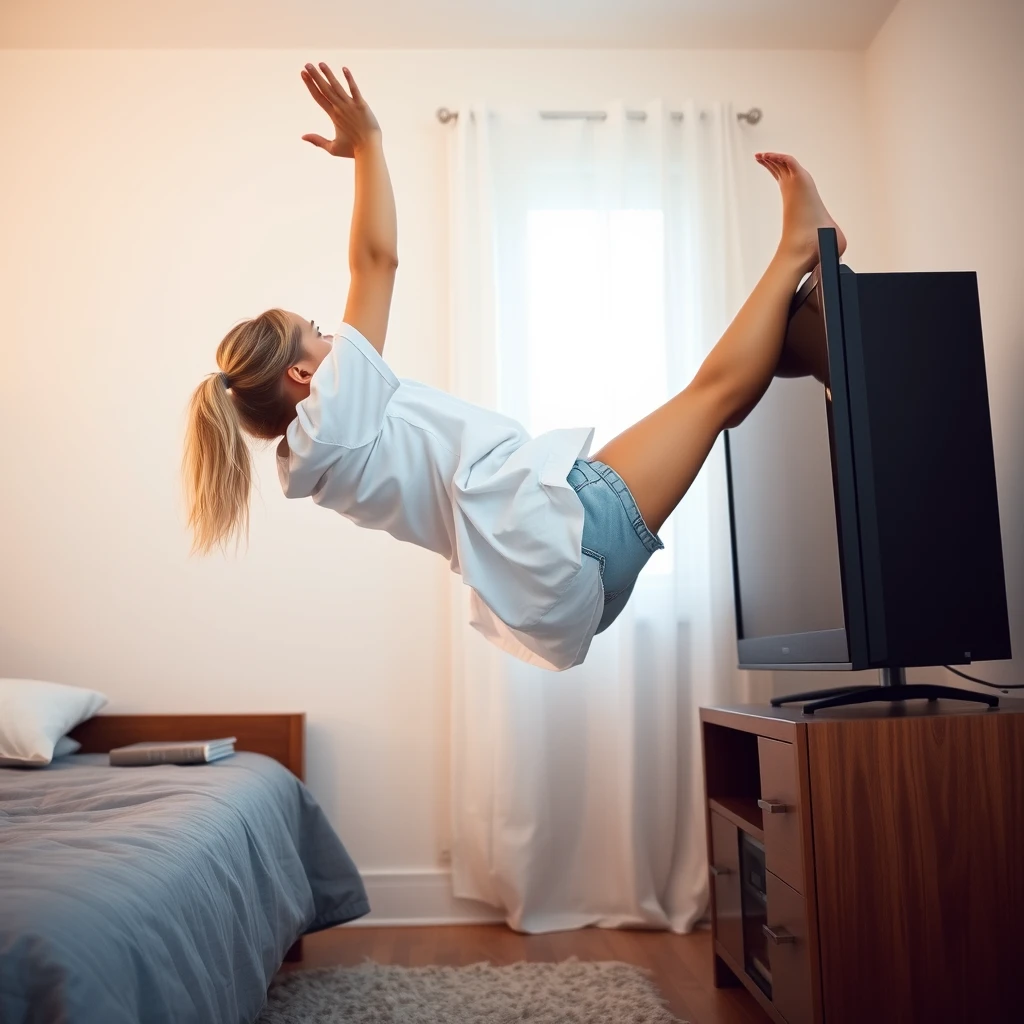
[276,323,603,671]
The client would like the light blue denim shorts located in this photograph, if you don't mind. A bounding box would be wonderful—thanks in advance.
[567,458,665,633]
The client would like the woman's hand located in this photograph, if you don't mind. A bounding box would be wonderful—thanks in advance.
[300,62,380,158]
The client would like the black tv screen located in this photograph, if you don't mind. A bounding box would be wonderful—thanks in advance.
[725,228,1010,674]
[725,275,850,668]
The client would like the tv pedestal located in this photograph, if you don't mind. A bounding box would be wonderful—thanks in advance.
[701,700,1024,1023]
[769,666,998,714]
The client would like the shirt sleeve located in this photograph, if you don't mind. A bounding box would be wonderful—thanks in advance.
[295,322,400,449]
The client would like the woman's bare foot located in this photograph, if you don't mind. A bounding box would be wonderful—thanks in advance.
[756,152,847,274]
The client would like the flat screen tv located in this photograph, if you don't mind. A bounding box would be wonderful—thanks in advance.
[724,229,1011,711]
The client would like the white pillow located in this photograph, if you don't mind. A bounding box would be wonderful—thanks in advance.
[0,678,107,767]
[53,735,82,758]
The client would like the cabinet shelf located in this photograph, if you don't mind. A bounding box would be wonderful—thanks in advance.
[703,701,1024,1023]
[709,796,764,842]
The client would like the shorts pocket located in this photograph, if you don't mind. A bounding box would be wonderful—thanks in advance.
[581,546,606,587]
[603,579,632,602]
[567,465,595,493]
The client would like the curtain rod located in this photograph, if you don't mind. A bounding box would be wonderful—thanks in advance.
[436,106,762,125]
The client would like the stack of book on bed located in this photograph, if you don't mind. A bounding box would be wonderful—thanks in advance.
[109,737,237,766]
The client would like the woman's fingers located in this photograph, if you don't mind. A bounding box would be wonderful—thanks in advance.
[342,67,363,103]
[304,62,346,107]
[318,62,351,103]
[300,69,335,117]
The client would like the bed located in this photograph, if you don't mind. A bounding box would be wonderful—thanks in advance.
[0,713,369,1024]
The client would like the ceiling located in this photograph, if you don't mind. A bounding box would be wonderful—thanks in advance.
[1,0,899,50]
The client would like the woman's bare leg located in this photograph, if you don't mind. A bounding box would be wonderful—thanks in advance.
[592,153,846,535]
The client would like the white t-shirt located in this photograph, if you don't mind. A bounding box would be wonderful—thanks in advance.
[276,323,603,671]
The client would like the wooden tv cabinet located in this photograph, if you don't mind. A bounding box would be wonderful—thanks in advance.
[700,700,1024,1023]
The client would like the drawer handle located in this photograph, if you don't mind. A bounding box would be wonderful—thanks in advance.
[757,798,788,814]
[709,865,731,877]
[762,924,797,945]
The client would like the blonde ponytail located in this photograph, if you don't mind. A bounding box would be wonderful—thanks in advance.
[184,374,252,554]
[183,308,304,555]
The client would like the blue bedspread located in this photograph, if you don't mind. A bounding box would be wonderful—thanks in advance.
[0,752,369,1024]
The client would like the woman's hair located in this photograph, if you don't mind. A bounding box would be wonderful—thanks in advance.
[183,308,303,555]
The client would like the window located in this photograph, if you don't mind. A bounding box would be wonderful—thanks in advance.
[525,208,674,566]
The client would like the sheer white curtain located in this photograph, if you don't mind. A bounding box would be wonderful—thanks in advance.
[447,101,760,933]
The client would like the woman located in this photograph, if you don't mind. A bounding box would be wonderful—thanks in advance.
[183,61,844,671]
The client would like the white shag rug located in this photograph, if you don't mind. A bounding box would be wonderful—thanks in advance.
[257,957,685,1023]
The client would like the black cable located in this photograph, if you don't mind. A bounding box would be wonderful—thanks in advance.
[944,665,1024,693]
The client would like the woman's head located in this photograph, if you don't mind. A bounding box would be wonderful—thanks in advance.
[183,309,333,554]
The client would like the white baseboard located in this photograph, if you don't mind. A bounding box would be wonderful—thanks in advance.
[350,868,505,927]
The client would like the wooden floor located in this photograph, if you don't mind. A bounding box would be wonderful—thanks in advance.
[280,924,765,1024]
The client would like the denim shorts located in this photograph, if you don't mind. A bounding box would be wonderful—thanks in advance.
[567,458,665,633]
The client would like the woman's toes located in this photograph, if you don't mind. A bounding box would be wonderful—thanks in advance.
[757,152,797,182]
[765,152,796,176]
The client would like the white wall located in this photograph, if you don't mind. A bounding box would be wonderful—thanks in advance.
[0,48,876,919]
[863,0,1024,689]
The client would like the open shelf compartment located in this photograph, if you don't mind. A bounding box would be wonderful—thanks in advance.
[703,722,765,839]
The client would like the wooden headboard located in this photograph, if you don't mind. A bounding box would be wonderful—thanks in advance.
[69,714,305,781]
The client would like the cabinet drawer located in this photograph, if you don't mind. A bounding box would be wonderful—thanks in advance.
[765,871,813,1024]
[758,737,805,893]
[709,811,743,968]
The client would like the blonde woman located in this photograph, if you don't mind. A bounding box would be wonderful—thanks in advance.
[184,61,844,671]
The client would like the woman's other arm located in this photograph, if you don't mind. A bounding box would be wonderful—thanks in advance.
[301,62,398,356]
